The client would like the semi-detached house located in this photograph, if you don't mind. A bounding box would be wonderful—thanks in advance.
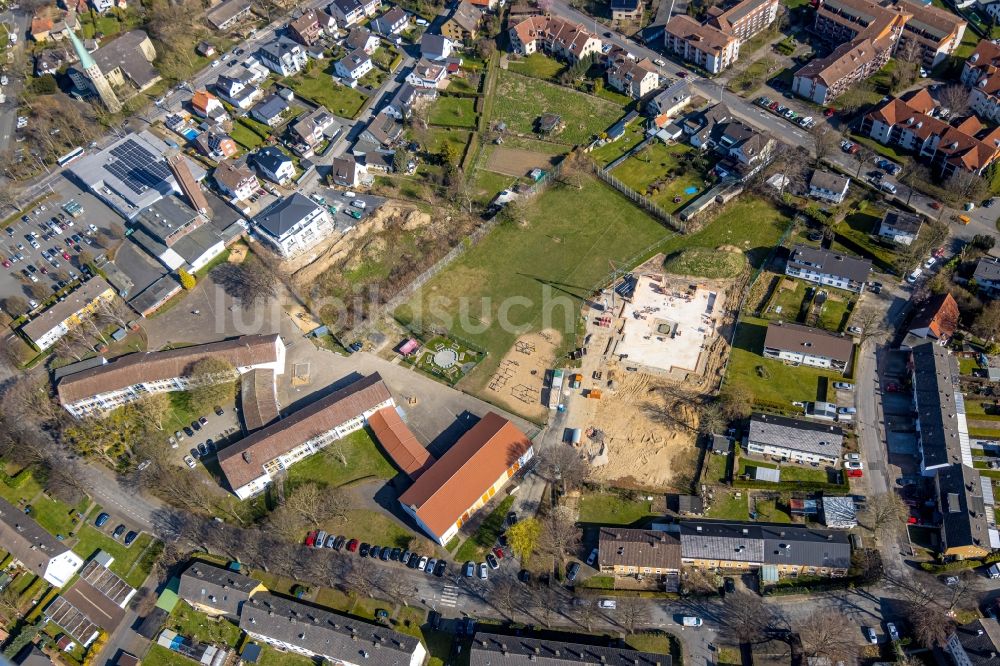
[398,412,534,545]
[0,497,84,587]
[56,334,285,418]
[973,255,1000,298]
[218,373,393,499]
[178,561,265,619]
[597,528,682,578]
[763,322,854,373]
[785,244,871,293]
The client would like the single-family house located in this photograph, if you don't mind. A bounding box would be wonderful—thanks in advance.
[193,130,239,161]
[973,255,1000,298]
[346,26,380,54]
[360,110,403,147]
[257,37,308,77]
[808,170,850,204]
[372,7,409,36]
[906,292,959,345]
[877,209,922,246]
[251,94,290,127]
[288,9,324,46]
[214,73,264,110]
[331,154,370,187]
[406,58,448,89]
[442,1,483,42]
[647,79,690,117]
[329,0,365,26]
[334,48,373,81]
[191,90,228,123]
[252,146,296,185]
[213,160,260,201]
[289,105,335,152]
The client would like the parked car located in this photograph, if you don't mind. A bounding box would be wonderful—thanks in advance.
[723,577,736,595]
[184,455,196,468]
[599,599,617,609]
[478,562,488,579]
[465,561,476,577]
[124,531,138,546]
[305,531,317,547]
[886,622,900,641]
[507,511,518,526]
[845,461,863,470]
[833,382,854,390]
[923,256,937,269]
[379,547,390,561]
[492,547,505,560]
[214,405,225,416]
[486,553,499,570]
[844,453,861,462]
[359,542,370,557]
[586,548,599,566]
[95,512,111,527]
[864,626,878,644]
[682,616,703,627]
[346,539,359,552]
[113,524,126,539]
[417,556,428,571]
[566,562,580,582]
[434,560,447,577]
[838,407,857,415]
[906,268,923,283]
[333,536,346,550]
[389,547,401,560]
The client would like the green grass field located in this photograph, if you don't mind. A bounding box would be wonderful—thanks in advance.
[71,527,157,587]
[507,53,565,80]
[661,197,791,277]
[284,69,368,118]
[726,316,845,410]
[395,176,673,393]
[578,491,657,525]
[588,123,647,167]
[424,127,472,155]
[611,142,705,213]
[704,490,749,520]
[454,494,515,562]
[429,96,478,128]
[230,122,265,150]
[493,71,623,145]
[285,429,398,489]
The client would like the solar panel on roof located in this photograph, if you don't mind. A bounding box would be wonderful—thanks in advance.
[105,139,173,195]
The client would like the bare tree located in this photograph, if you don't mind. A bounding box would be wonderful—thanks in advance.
[698,402,726,435]
[908,601,954,647]
[488,573,522,620]
[948,169,988,203]
[135,393,172,431]
[96,297,137,329]
[868,491,907,540]
[534,445,589,494]
[0,586,21,623]
[939,84,971,116]
[574,596,599,631]
[344,558,378,598]
[383,575,417,607]
[720,591,772,644]
[284,483,353,527]
[796,610,860,663]
[618,597,651,635]
[186,357,238,411]
[813,129,840,167]
[537,505,581,569]
[212,258,278,309]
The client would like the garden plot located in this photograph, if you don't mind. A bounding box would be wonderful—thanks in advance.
[485,147,560,177]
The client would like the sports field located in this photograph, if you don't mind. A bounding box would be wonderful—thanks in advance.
[395,177,674,393]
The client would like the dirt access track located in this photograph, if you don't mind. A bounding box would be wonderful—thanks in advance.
[486,147,561,177]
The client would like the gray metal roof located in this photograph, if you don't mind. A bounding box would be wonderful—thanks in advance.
[787,244,872,284]
[469,633,669,666]
[679,520,850,569]
[754,466,781,482]
[239,593,421,665]
[680,521,765,563]
[748,413,844,458]
[179,561,259,618]
[761,524,851,569]
[974,256,1000,284]
[252,192,320,240]
[910,342,967,469]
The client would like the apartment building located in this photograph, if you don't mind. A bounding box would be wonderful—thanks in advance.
[679,520,851,577]
[218,373,393,499]
[508,15,603,64]
[961,39,1000,124]
[785,244,872,293]
[178,562,265,619]
[909,341,999,559]
[399,412,534,545]
[257,37,308,77]
[213,160,260,202]
[470,633,670,666]
[57,334,285,418]
[793,0,909,104]
[896,0,966,68]
[597,528,682,578]
[763,322,854,372]
[705,0,779,42]
[0,497,84,587]
[663,15,738,74]
[21,277,117,351]
[860,88,1000,177]
[605,51,660,99]
[746,413,844,466]
[240,593,426,666]
[442,1,483,42]
[252,193,335,257]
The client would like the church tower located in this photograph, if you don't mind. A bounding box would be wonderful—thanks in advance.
[68,30,121,113]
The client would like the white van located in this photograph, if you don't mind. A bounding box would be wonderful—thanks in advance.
[351,199,367,210]
[906,268,923,283]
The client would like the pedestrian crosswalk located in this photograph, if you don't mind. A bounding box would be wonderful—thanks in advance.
[439,585,460,608]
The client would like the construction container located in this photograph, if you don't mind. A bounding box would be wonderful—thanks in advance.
[588,390,602,399]
[571,428,582,445]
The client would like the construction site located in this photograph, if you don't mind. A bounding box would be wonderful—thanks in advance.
[546,257,737,491]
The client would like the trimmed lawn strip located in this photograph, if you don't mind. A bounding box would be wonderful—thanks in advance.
[705,490,749,520]
[429,96,478,128]
[578,491,657,525]
[283,429,397,490]
[507,53,565,80]
[283,69,368,119]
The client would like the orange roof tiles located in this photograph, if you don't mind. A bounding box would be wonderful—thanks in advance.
[368,407,435,480]
[398,413,532,538]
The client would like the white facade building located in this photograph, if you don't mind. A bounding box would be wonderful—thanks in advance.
[746,413,844,466]
[251,193,336,258]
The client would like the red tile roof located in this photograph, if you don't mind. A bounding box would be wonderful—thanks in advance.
[368,407,436,480]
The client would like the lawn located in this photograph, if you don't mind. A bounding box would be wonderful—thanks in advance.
[578,491,657,525]
[395,176,673,392]
[816,293,852,333]
[493,71,624,145]
[834,211,899,270]
[754,498,792,523]
[454,494,515,562]
[507,53,565,81]
[423,127,472,156]
[611,141,706,213]
[726,316,844,411]
[284,68,368,118]
[28,495,86,537]
[738,457,830,484]
[71,526,157,587]
[471,167,518,205]
[703,452,730,484]
[704,490,749,520]
[625,631,678,659]
[165,601,243,647]
[284,428,398,490]
[660,196,791,277]
[588,123,647,167]
[430,96,478,128]
[230,122,265,150]
[763,278,810,322]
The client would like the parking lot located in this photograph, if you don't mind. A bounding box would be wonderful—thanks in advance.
[0,177,118,310]
[170,402,241,470]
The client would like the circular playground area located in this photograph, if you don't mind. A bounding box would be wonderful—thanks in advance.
[433,348,459,369]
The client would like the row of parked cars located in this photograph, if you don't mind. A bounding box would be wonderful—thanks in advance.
[754,96,816,129]
[305,530,453,576]
[94,512,140,546]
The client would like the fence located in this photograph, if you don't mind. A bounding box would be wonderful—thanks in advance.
[594,166,686,233]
